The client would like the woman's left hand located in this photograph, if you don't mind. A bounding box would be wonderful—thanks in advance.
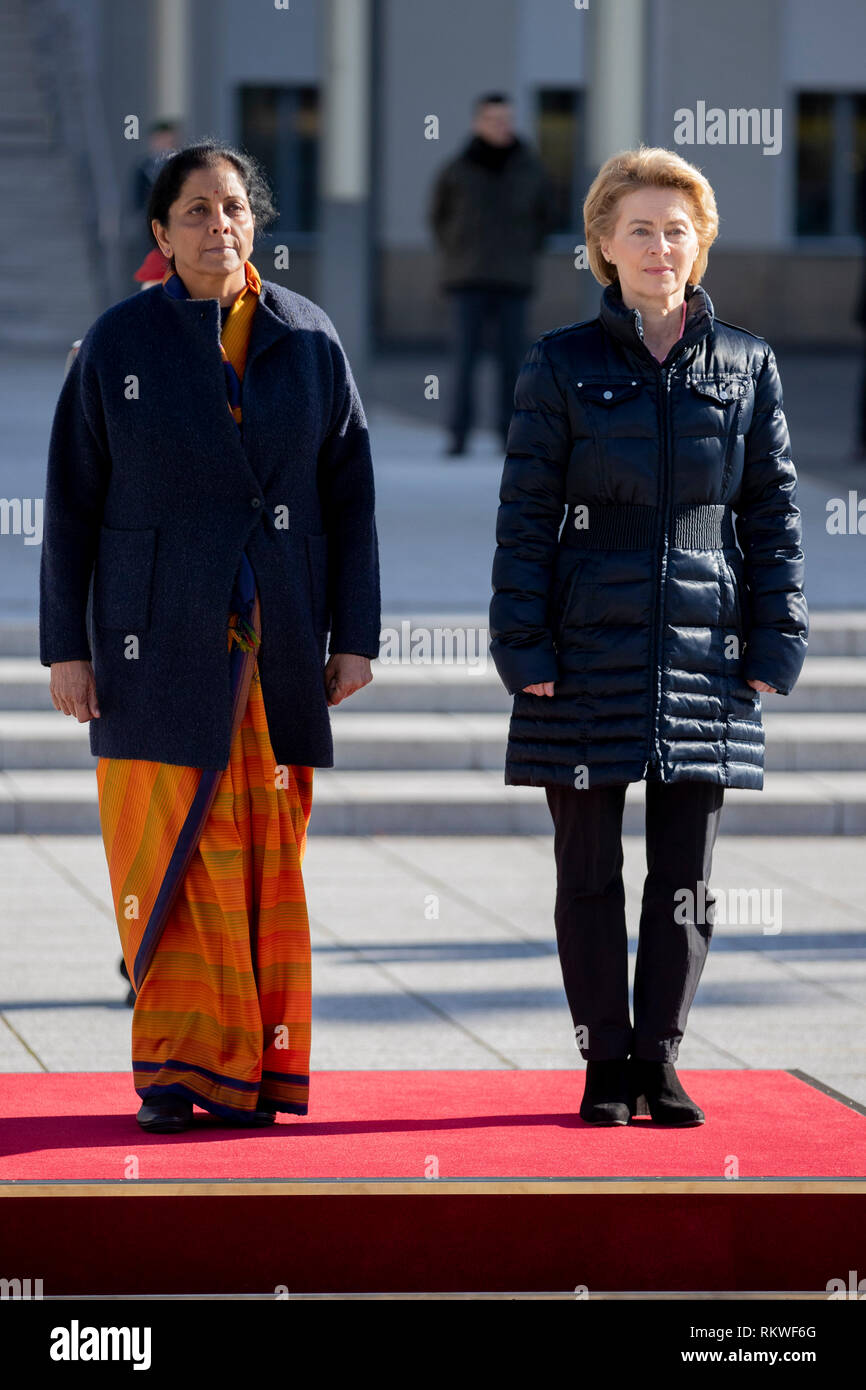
[325,653,373,706]
[747,678,777,693]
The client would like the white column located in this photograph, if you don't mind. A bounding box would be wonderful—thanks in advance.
[588,0,646,164]
[322,0,371,200]
[153,0,190,121]
[318,0,373,392]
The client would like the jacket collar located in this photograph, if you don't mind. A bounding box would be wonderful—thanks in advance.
[599,278,714,365]
[161,256,261,302]
[245,282,296,368]
[160,266,296,370]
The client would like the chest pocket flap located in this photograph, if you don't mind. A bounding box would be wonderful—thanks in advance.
[688,374,749,404]
[575,380,643,405]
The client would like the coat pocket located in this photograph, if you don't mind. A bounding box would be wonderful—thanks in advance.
[305,532,331,634]
[574,380,645,471]
[551,556,586,638]
[727,557,742,630]
[723,549,751,638]
[93,525,157,631]
[688,374,749,495]
[688,375,748,406]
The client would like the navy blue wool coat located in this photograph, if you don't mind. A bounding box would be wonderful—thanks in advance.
[39,278,381,770]
[489,280,809,790]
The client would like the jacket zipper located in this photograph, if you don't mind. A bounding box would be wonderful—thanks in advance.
[646,364,672,779]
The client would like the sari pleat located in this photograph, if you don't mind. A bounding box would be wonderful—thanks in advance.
[95,261,313,1121]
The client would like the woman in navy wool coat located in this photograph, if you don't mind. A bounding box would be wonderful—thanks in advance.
[490,146,808,1127]
[39,143,380,1133]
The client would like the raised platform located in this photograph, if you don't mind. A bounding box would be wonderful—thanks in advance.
[1,1070,864,1295]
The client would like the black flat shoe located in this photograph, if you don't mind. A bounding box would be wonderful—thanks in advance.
[249,1106,277,1126]
[222,1102,277,1127]
[136,1096,193,1133]
[579,1058,631,1125]
[628,1057,705,1126]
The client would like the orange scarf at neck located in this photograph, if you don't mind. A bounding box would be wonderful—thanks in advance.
[220,260,262,382]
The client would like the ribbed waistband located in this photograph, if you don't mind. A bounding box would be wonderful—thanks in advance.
[561,502,735,550]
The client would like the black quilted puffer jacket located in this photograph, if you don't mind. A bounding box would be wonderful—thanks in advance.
[489,279,809,790]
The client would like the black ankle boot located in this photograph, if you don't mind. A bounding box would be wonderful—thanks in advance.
[628,1057,705,1126]
[579,1058,631,1126]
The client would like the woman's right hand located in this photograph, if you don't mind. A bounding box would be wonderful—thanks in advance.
[50,660,101,721]
[522,681,555,696]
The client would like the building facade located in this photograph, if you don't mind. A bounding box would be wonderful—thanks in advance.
[15,0,866,351]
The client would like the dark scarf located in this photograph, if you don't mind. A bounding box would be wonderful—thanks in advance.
[463,134,521,173]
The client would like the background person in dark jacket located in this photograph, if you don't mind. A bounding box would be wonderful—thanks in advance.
[489,146,808,1130]
[40,142,380,1134]
[429,92,557,455]
[125,119,183,275]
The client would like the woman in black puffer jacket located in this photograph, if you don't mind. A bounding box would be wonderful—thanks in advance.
[489,146,808,1128]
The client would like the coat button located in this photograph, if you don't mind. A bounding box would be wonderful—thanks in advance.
[251,497,261,508]
[603,390,613,399]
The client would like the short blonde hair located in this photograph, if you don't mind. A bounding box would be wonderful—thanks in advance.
[584,145,719,287]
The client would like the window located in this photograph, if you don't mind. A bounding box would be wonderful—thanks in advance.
[795,92,866,237]
[535,88,585,235]
[237,85,319,236]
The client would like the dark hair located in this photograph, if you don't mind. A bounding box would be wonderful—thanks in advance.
[147,140,277,264]
[474,92,510,112]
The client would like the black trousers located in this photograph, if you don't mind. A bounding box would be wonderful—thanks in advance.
[447,285,529,444]
[545,773,725,1062]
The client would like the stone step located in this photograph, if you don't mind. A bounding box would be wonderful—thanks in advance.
[0,154,91,186]
[0,90,51,118]
[0,119,54,146]
[0,768,863,835]
[6,611,866,658]
[3,708,866,774]
[1,320,97,351]
[5,654,866,714]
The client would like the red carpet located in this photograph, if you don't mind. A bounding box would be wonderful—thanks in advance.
[1,1069,864,1178]
[2,1072,864,1293]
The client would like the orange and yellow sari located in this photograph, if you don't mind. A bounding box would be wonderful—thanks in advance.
[96,261,313,1121]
